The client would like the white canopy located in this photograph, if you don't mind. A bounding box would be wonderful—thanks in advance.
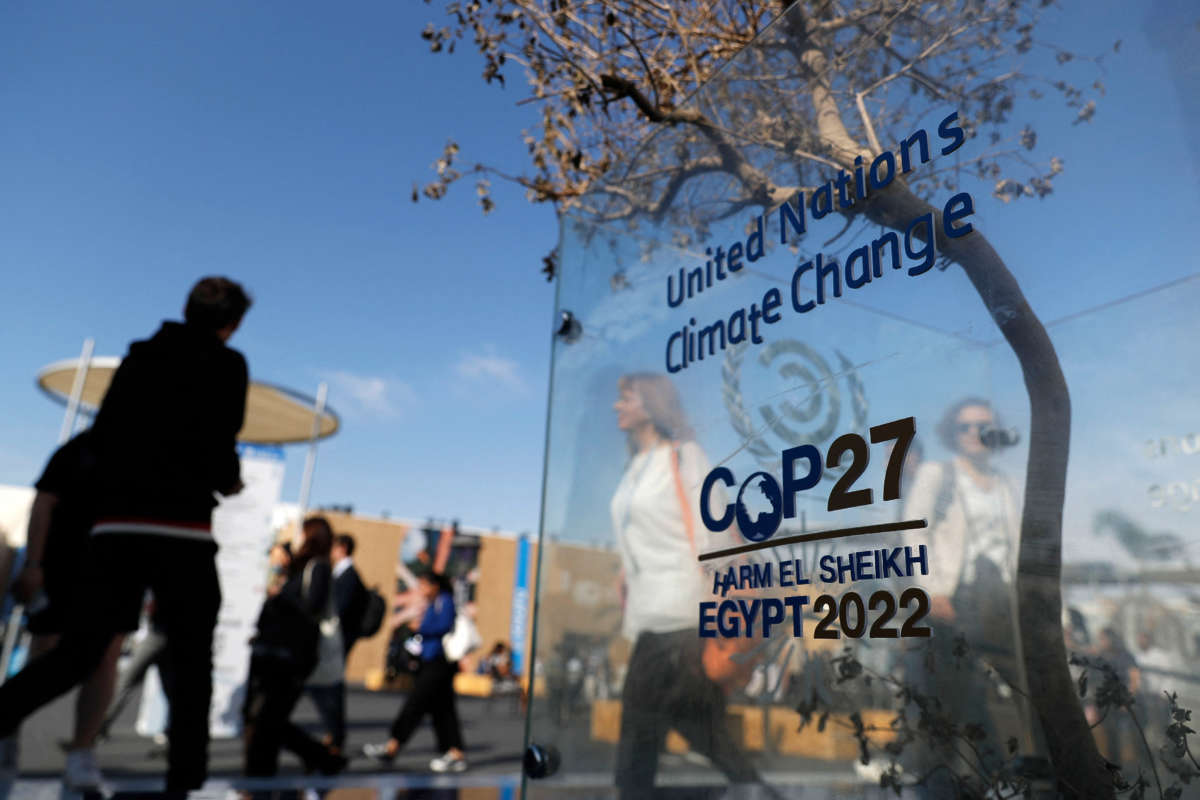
[36,357,339,445]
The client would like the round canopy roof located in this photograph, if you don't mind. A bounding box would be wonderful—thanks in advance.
[37,357,340,445]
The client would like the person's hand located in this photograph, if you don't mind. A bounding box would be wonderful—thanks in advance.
[930,594,955,621]
[11,563,43,603]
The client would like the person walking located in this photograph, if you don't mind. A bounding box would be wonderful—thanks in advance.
[0,276,252,792]
[608,373,769,800]
[901,396,1044,792]
[305,533,367,756]
[5,431,124,792]
[242,517,346,776]
[362,571,466,773]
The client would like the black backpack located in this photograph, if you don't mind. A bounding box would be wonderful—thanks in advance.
[359,588,386,638]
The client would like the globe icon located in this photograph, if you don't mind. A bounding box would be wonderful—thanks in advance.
[735,472,783,542]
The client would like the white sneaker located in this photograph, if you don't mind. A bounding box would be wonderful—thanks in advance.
[361,741,396,765]
[429,751,467,773]
[64,748,103,792]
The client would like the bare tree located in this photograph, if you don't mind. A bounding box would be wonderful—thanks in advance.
[416,0,1116,796]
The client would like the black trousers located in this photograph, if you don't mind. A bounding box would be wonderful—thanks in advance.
[615,630,760,800]
[305,682,346,748]
[902,617,1042,799]
[388,655,464,752]
[242,653,331,776]
[0,534,220,791]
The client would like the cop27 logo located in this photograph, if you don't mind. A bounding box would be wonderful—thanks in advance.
[722,339,869,478]
[700,416,916,542]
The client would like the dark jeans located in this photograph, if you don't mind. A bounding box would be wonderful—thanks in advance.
[306,682,346,749]
[615,629,760,800]
[903,615,1041,798]
[0,534,220,791]
[388,655,464,752]
[243,653,331,776]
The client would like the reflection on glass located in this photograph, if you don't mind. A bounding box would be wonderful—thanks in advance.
[527,0,1200,796]
[610,373,770,798]
[614,374,772,796]
[901,397,1043,791]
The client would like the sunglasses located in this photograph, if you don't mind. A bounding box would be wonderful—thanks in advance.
[955,421,991,434]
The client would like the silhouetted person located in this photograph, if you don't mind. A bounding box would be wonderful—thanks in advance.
[6,431,124,791]
[0,277,252,792]
[243,517,346,776]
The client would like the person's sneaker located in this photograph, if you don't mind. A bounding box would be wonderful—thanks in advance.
[361,742,396,765]
[64,748,103,792]
[429,751,467,773]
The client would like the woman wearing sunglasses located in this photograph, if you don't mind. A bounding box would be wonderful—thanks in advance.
[906,397,1020,628]
[901,397,1040,787]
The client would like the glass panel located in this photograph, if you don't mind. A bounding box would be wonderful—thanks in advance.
[526,2,1200,798]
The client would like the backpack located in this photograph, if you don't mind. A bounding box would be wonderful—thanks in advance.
[252,561,323,676]
[359,588,386,638]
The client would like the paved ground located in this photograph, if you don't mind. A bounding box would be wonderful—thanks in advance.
[11,684,527,781]
[7,684,880,798]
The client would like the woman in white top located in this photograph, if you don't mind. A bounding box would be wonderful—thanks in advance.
[902,397,1043,781]
[903,397,1019,650]
[609,373,763,800]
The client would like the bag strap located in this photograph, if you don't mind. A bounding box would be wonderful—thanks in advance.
[302,559,314,598]
[300,560,331,620]
[933,461,974,594]
[931,460,957,529]
[669,444,699,559]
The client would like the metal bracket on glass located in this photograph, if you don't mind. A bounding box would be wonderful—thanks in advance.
[556,310,582,343]
[523,743,561,779]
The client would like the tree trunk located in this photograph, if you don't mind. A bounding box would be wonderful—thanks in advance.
[859,175,1112,799]
[769,5,1113,790]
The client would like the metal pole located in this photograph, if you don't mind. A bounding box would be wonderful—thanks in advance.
[295,382,328,523]
[0,603,23,684]
[59,338,95,444]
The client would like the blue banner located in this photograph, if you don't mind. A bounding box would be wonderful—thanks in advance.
[509,536,530,676]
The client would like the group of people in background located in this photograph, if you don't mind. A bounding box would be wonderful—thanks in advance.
[242,517,468,776]
[0,277,479,792]
[1066,613,1185,765]
[242,518,365,776]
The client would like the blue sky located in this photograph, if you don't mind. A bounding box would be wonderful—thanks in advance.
[2,0,1197,548]
[0,1,559,532]
[535,0,1200,572]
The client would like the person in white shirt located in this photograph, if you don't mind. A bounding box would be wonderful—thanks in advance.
[609,372,767,799]
[901,397,1043,781]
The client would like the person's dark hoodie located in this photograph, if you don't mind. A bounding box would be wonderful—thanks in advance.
[89,321,248,537]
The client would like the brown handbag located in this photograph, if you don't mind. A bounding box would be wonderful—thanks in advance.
[668,445,762,690]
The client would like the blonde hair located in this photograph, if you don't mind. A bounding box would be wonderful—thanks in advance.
[619,373,694,453]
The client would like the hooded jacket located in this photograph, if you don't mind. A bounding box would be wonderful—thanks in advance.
[89,321,248,538]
